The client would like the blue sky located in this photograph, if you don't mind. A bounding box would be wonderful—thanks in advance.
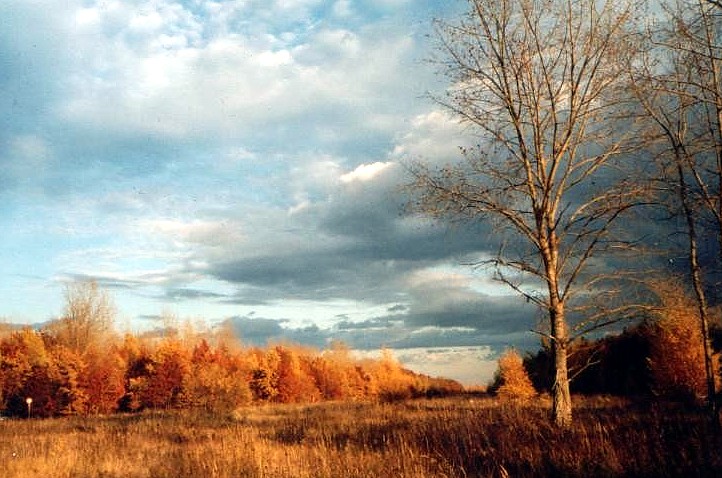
[0,0,543,385]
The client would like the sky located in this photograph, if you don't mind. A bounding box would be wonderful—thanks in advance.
[0,0,548,386]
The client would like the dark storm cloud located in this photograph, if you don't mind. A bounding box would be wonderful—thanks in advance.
[402,291,538,333]
[219,315,328,349]
[210,164,495,307]
[335,317,401,331]
[164,287,227,301]
[199,156,550,354]
[203,166,546,348]
[215,310,532,353]
[58,273,145,291]
[216,293,540,352]
[222,315,289,346]
[213,234,480,306]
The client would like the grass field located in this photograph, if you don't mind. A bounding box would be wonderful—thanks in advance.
[0,396,719,478]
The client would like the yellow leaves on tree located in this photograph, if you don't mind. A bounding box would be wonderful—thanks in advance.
[250,347,280,402]
[0,282,466,416]
[495,349,536,402]
[81,347,126,415]
[185,340,252,410]
[311,342,369,401]
[374,348,416,402]
[275,346,321,404]
[0,329,53,416]
[142,338,191,409]
[647,282,719,403]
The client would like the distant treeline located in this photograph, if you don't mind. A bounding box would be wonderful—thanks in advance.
[486,281,722,405]
[0,326,462,418]
[521,321,722,403]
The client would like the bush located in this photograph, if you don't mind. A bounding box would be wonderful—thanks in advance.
[492,349,536,401]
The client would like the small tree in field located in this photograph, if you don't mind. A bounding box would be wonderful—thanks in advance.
[494,349,537,401]
[647,281,719,403]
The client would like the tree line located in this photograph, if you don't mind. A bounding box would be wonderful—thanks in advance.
[492,281,722,403]
[0,283,461,418]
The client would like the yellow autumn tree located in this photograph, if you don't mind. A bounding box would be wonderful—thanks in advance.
[250,347,280,402]
[374,348,415,401]
[184,340,251,410]
[274,345,320,403]
[647,281,719,403]
[311,341,357,400]
[495,349,536,402]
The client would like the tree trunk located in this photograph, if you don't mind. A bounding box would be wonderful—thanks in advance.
[676,158,718,418]
[543,226,572,427]
[684,193,717,417]
[551,305,572,427]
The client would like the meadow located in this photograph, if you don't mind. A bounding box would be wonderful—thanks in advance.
[0,396,719,478]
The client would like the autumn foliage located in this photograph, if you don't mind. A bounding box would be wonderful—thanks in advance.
[0,282,461,417]
[0,326,462,417]
[522,283,722,402]
[646,282,720,403]
[490,348,537,401]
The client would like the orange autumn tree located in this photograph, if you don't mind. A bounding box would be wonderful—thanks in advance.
[249,347,280,402]
[184,339,251,410]
[373,348,417,401]
[311,342,358,400]
[0,305,467,415]
[47,344,88,415]
[141,338,191,409]
[0,329,89,417]
[0,329,56,417]
[274,345,321,403]
[81,346,126,414]
[647,281,719,403]
[493,349,536,401]
[117,334,153,412]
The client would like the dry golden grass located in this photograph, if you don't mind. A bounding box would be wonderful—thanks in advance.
[0,396,719,477]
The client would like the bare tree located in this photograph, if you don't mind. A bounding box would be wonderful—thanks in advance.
[665,0,722,268]
[631,0,720,416]
[410,0,644,426]
[51,280,116,355]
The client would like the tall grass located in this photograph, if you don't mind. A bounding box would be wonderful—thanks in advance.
[0,396,719,477]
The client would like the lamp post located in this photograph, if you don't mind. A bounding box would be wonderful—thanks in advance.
[25,397,32,419]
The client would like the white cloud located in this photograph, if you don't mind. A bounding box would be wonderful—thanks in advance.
[395,346,496,385]
[55,0,426,150]
[74,7,100,27]
[391,110,470,163]
[333,0,353,18]
[368,0,410,8]
[340,161,393,183]
[139,218,245,249]
[9,135,51,164]
[406,266,472,290]
[256,49,293,67]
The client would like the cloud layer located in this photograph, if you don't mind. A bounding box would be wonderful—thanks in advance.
[1,0,576,385]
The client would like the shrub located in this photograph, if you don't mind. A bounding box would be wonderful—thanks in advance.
[493,348,536,401]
